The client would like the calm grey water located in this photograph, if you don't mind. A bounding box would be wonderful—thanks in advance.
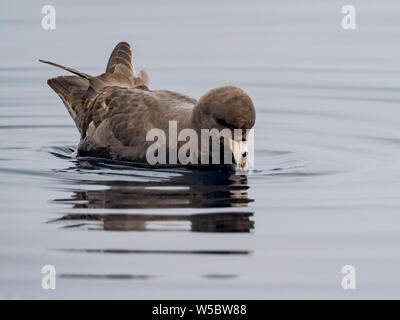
[1,0,400,299]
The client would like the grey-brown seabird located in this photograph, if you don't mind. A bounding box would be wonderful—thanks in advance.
[39,42,255,169]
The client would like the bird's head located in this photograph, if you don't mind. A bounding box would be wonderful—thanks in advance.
[193,86,256,170]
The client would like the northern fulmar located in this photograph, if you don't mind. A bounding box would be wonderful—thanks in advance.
[39,42,256,169]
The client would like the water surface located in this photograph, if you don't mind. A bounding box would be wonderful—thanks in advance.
[1,0,400,299]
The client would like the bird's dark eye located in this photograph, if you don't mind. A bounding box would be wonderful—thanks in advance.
[216,118,233,129]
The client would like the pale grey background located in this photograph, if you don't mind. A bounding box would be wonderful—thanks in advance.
[1,0,400,299]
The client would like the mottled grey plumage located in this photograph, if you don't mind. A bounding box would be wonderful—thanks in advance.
[40,42,256,165]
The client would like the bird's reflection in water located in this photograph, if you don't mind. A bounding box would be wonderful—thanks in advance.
[56,212,254,232]
[52,158,255,233]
